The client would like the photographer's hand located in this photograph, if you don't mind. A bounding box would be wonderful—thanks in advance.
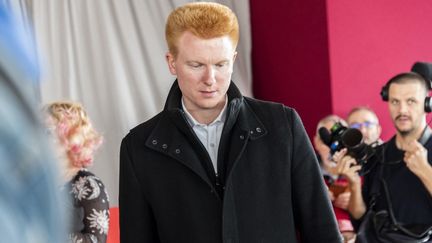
[403,140,432,196]
[332,148,366,219]
[403,140,429,174]
[332,149,361,186]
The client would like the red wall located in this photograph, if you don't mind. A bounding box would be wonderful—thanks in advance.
[250,0,432,141]
[107,207,119,243]
[250,0,333,138]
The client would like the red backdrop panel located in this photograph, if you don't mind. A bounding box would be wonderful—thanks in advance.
[249,0,333,138]
[250,0,432,141]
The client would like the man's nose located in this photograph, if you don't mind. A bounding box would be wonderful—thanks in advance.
[399,102,409,113]
[203,67,216,85]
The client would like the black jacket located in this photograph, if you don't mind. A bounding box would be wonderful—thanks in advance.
[119,81,342,243]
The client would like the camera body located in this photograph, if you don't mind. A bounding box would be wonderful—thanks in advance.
[319,122,373,165]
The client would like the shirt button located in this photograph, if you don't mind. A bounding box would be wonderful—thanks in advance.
[210,143,215,147]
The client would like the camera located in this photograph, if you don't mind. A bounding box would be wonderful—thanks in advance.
[319,122,375,165]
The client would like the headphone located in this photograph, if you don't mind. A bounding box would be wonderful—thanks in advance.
[380,62,432,113]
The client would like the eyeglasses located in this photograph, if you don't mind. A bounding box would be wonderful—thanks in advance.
[349,121,377,129]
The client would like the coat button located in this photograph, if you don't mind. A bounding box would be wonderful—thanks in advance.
[239,135,244,140]
[152,139,158,145]
[175,148,181,154]
[256,127,262,133]
[162,144,168,149]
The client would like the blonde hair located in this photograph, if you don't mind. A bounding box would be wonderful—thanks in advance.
[165,2,239,57]
[44,101,102,168]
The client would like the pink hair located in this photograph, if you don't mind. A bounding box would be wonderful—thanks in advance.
[45,101,103,168]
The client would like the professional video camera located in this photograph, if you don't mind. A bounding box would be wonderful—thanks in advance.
[319,122,376,166]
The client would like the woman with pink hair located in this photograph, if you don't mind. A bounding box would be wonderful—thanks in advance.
[45,101,109,243]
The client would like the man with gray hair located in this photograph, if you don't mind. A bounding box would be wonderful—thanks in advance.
[346,106,382,146]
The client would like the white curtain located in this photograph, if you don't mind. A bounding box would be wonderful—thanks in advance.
[30,0,252,206]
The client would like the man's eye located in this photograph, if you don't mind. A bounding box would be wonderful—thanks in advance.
[216,62,228,68]
[189,63,202,68]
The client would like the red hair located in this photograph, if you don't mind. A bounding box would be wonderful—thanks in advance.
[165,2,239,58]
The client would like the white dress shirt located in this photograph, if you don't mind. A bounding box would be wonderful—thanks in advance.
[181,97,227,173]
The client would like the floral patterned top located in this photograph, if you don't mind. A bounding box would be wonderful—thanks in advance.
[63,169,110,243]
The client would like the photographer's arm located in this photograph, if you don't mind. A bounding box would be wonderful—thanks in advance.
[347,178,366,219]
[333,149,367,219]
[403,140,432,196]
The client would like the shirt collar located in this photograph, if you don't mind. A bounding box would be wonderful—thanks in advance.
[181,95,228,127]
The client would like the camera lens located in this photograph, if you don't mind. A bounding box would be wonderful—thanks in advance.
[342,128,363,148]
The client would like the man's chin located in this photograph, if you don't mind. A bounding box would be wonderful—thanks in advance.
[397,127,413,137]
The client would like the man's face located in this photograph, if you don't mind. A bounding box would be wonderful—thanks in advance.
[388,81,427,136]
[166,31,237,113]
[347,110,381,145]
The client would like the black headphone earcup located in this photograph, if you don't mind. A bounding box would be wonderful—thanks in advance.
[380,85,389,101]
[425,96,432,113]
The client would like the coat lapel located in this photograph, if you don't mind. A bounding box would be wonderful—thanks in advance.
[222,99,268,179]
[145,110,217,192]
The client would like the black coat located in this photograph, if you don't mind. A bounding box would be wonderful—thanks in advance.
[119,81,342,243]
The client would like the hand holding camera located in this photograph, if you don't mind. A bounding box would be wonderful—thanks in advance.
[332,148,362,188]
[319,122,377,175]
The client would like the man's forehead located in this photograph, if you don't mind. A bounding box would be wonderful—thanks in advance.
[389,82,425,97]
[348,110,377,123]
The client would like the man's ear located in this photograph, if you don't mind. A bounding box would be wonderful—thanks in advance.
[166,52,176,75]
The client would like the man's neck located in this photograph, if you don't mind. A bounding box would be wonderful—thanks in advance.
[182,96,228,125]
[396,124,428,149]
[190,109,223,125]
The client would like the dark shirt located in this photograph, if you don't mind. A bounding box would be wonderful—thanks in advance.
[63,169,110,243]
[361,136,432,226]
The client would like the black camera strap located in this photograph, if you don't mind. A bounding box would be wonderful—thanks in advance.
[381,178,432,238]
[367,162,384,209]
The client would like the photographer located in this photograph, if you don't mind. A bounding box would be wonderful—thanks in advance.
[314,115,355,242]
[334,71,432,242]
[346,107,382,146]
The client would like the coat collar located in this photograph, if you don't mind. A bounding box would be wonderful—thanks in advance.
[145,80,267,191]
[162,80,266,140]
[163,79,242,111]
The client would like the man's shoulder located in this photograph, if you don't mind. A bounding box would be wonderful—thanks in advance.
[123,111,165,141]
[243,96,294,114]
